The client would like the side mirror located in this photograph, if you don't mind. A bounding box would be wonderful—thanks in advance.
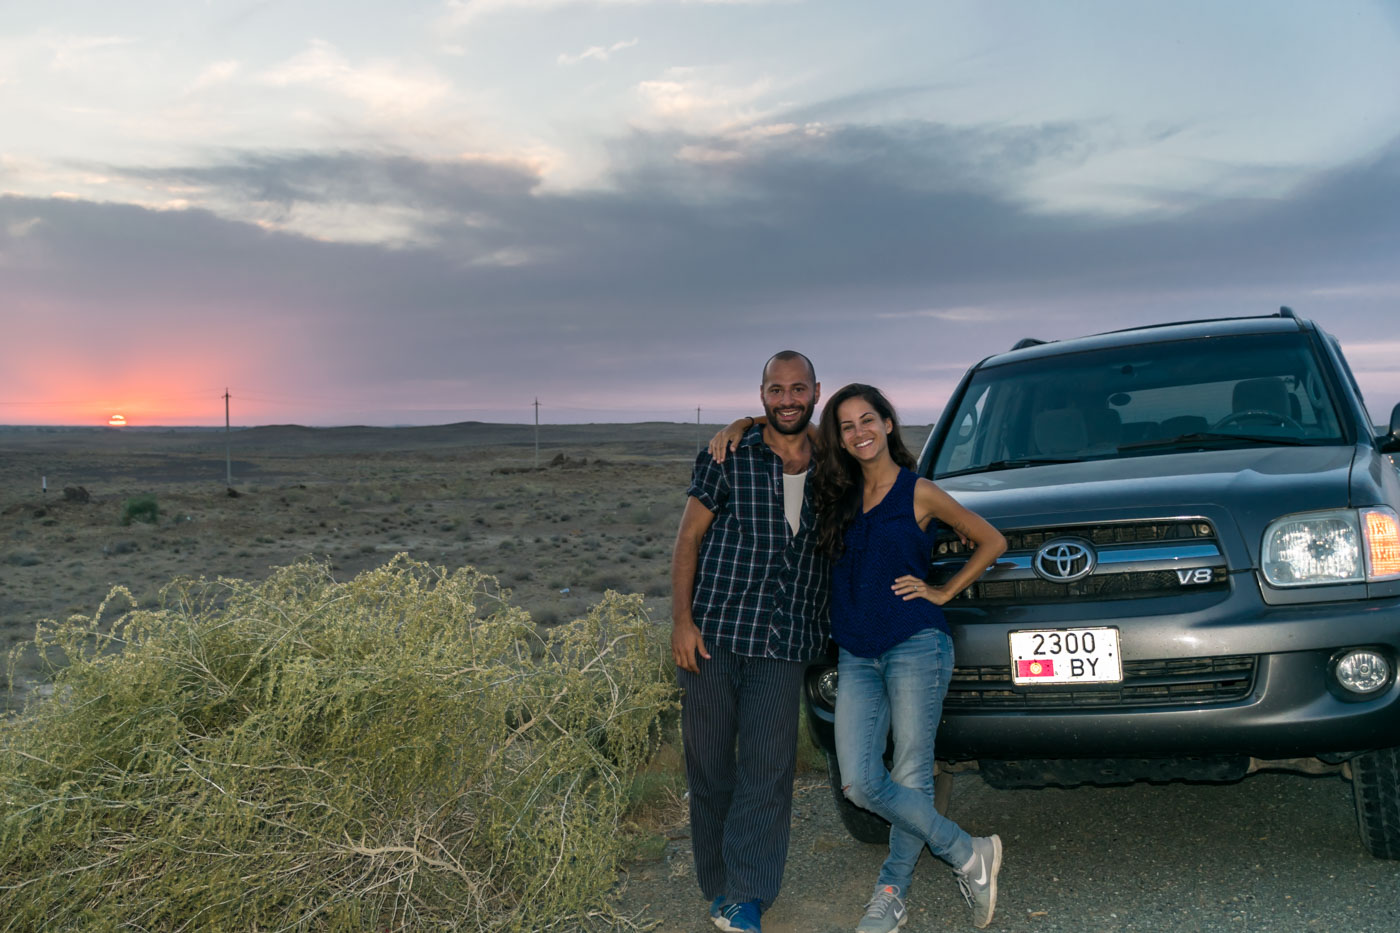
[1381,402,1400,453]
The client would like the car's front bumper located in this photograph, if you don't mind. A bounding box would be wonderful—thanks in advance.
[804,580,1400,766]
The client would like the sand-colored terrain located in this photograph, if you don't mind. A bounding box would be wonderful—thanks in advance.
[9,422,1397,932]
[0,421,716,706]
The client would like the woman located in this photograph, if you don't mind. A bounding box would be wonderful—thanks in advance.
[711,385,1006,931]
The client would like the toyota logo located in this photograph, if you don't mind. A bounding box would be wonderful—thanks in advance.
[1032,537,1097,583]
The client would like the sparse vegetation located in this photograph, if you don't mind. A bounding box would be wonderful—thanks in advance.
[119,493,159,526]
[0,557,678,931]
[0,423,723,924]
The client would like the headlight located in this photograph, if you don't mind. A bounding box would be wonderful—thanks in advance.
[1261,509,1362,586]
[1262,507,1400,587]
[815,669,839,707]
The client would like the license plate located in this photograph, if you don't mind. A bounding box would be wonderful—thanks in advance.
[1009,627,1122,685]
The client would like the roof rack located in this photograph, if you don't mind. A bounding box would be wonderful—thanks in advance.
[1091,309,1305,339]
[1004,308,1302,356]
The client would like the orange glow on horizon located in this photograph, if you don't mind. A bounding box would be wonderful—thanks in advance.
[0,322,299,426]
[0,373,250,426]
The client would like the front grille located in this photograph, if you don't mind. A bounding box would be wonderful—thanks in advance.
[931,517,1229,603]
[935,519,1215,559]
[944,655,1256,710]
[968,567,1227,602]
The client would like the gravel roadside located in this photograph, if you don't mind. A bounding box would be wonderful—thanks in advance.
[613,770,1400,932]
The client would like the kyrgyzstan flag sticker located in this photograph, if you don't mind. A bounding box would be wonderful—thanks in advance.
[1017,659,1055,678]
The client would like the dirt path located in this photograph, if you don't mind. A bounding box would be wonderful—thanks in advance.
[613,771,1400,932]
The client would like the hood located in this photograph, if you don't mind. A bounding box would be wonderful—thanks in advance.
[937,445,1357,543]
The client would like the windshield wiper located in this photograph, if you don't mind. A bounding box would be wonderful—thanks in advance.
[939,457,1084,478]
[1118,432,1318,453]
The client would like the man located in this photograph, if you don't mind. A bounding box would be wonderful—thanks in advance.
[671,351,830,933]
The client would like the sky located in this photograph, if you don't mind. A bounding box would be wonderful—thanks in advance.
[2,0,1399,427]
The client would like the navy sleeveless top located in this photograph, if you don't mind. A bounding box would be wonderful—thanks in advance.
[830,467,948,658]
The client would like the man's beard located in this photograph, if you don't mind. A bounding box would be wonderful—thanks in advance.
[763,399,815,436]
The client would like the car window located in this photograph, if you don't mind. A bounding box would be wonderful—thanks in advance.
[931,332,1346,477]
[1328,334,1377,430]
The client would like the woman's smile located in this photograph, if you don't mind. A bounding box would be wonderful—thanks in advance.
[838,397,891,460]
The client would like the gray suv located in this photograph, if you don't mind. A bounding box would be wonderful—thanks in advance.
[804,308,1400,858]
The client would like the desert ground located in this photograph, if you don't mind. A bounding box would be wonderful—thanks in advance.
[4,423,1399,931]
[0,421,738,705]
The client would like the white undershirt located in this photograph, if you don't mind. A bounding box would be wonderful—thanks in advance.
[782,471,807,535]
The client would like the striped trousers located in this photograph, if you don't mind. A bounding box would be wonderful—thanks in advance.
[678,644,805,912]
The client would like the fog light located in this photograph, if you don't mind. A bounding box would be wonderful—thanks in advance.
[1334,649,1391,696]
[815,669,839,706]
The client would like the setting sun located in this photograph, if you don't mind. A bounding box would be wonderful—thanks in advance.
[108,414,127,427]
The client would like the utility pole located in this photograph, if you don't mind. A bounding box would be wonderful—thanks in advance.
[696,406,702,453]
[224,388,232,486]
[534,397,540,469]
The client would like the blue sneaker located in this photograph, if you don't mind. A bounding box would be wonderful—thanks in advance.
[709,895,725,922]
[713,899,761,932]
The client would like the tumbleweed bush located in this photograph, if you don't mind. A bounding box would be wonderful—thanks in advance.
[0,556,677,931]
[119,493,159,526]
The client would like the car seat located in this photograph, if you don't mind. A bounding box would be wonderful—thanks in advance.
[1232,377,1290,418]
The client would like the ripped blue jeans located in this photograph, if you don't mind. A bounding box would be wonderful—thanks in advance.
[834,626,974,893]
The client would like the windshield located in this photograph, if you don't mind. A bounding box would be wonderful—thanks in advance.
[931,332,1347,478]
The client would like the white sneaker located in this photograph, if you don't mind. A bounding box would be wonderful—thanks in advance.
[956,835,1002,929]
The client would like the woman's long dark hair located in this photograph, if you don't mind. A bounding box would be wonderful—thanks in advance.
[813,383,917,560]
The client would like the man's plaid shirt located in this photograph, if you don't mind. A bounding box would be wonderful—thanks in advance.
[686,425,830,662]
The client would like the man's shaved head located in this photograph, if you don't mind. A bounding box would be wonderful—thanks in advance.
[762,350,816,385]
[760,351,820,436]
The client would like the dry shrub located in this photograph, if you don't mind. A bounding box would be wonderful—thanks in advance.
[119,493,159,526]
[0,556,677,931]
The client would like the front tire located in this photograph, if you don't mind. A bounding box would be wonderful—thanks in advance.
[825,752,890,845]
[1352,746,1400,859]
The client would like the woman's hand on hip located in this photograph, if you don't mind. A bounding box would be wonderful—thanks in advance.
[892,574,951,605]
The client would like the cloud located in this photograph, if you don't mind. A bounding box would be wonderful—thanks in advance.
[877,307,1018,323]
[46,34,135,71]
[91,150,546,246]
[261,40,450,115]
[1339,341,1400,373]
[5,216,42,238]
[1305,283,1400,300]
[557,38,639,66]
[440,0,793,32]
[190,60,241,92]
[5,117,1399,422]
[634,69,778,133]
